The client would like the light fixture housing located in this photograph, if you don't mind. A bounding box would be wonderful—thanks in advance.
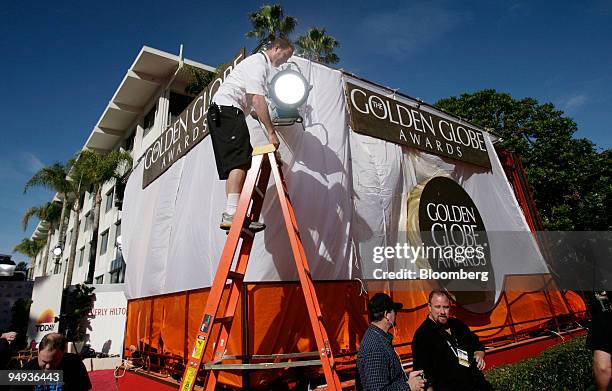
[52,246,62,257]
[268,67,311,126]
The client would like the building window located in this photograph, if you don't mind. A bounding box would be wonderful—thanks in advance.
[78,246,86,267]
[168,92,193,125]
[110,257,126,284]
[65,229,72,247]
[143,104,156,137]
[95,275,104,284]
[123,127,136,151]
[105,189,114,213]
[83,212,92,232]
[100,229,109,255]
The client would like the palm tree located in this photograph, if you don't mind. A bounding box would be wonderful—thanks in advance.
[69,150,132,284]
[64,161,88,287]
[295,27,340,64]
[184,65,218,96]
[246,4,297,49]
[22,201,62,275]
[13,238,46,275]
[24,162,74,257]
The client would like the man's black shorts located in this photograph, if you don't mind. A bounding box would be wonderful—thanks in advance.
[207,104,253,180]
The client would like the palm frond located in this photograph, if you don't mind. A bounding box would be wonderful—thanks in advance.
[21,207,39,232]
[295,27,340,64]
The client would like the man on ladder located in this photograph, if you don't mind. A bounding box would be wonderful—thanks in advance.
[207,37,294,231]
[179,36,343,391]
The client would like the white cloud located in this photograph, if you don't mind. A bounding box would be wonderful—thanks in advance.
[361,1,471,58]
[562,94,587,110]
[0,151,45,182]
[21,152,45,174]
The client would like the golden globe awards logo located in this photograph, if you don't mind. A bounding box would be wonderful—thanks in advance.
[407,176,495,313]
[346,82,491,168]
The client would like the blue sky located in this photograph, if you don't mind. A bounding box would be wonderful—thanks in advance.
[1,1,610,262]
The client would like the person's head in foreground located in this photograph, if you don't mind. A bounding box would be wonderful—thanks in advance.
[265,37,294,67]
[37,332,66,370]
[428,290,451,326]
[368,292,403,332]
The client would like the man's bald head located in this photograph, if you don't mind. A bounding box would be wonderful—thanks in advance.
[39,333,66,352]
[37,333,66,370]
[266,37,294,67]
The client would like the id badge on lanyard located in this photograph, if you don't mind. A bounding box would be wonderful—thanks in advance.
[447,341,470,367]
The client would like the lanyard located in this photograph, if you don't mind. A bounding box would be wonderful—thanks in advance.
[447,340,459,357]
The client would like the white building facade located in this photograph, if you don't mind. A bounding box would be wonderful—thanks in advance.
[30,46,215,287]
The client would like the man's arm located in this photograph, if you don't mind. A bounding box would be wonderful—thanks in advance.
[248,94,280,149]
[593,350,611,391]
[473,350,486,371]
[462,321,486,371]
[412,332,436,388]
[1,332,17,344]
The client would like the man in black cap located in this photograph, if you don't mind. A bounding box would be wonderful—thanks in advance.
[357,292,425,391]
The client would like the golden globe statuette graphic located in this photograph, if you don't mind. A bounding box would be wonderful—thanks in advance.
[407,176,496,313]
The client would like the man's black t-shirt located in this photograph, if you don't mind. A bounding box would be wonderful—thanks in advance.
[9,352,91,391]
[412,317,490,391]
[587,311,612,354]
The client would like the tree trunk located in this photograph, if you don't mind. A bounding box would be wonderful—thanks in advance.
[28,256,35,280]
[86,185,103,284]
[41,228,52,276]
[65,197,82,287]
[57,197,68,251]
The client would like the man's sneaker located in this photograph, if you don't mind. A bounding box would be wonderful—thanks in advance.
[220,212,266,232]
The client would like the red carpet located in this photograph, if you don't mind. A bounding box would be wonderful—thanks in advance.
[90,369,120,391]
[95,330,585,390]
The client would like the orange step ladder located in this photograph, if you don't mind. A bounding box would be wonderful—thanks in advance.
[179,144,342,391]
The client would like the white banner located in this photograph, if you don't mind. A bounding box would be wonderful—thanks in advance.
[87,290,127,356]
[27,274,64,344]
[122,58,548,301]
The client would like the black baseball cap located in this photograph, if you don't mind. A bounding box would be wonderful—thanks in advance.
[368,293,403,316]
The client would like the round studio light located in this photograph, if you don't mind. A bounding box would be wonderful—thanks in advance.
[52,246,62,256]
[269,69,309,108]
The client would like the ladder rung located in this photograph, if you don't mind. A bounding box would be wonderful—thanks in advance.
[205,359,323,370]
[227,271,244,280]
[240,227,255,238]
[215,316,234,324]
[251,351,319,360]
[254,186,265,199]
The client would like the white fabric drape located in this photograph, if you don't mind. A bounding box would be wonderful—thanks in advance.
[123,60,547,299]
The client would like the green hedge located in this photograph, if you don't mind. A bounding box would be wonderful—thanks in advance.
[485,335,593,391]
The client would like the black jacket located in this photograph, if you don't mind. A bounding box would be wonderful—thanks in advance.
[412,317,490,391]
